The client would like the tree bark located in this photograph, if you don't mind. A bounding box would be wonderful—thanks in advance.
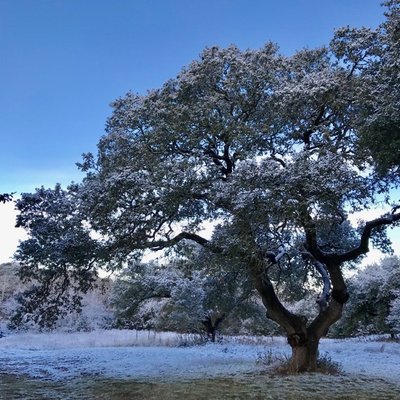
[287,331,319,372]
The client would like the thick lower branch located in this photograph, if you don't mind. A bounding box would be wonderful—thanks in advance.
[337,211,400,262]
[249,256,306,336]
[309,260,349,338]
[145,231,210,250]
[314,259,331,311]
[309,296,345,339]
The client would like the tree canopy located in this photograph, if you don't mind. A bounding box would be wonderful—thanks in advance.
[349,0,400,175]
[13,0,400,372]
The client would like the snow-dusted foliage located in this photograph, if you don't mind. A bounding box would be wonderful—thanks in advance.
[332,256,400,337]
[331,1,400,176]
[12,185,104,328]
[387,290,400,333]
[13,1,400,371]
[111,261,182,330]
[52,280,114,332]
[1,262,114,332]
[0,263,26,332]
[0,193,13,203]
[112,249,266,337]
[0,263,24,306]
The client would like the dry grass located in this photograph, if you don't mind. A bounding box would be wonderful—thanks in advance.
[256,349,343,375]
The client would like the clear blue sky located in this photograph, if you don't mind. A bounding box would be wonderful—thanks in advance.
[0,0,385,194]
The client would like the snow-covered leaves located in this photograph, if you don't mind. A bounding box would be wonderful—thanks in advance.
[78,36,392,266]
[331,1,400,176]
[12,185,104,328]
[387,289,400,333]
[333,256,400,337]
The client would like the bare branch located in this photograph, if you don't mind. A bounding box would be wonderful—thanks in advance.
[270,154,286,168]
[392,205,400,214]
[303,212,328,262]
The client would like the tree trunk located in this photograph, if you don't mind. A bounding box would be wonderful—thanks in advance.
[240,222,351,373]
[249,256,348,373]
[210,330,216,343]
[201,314,225,342]
[287,332,319,372]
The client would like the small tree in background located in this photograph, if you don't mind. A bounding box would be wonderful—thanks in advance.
[112,247,265,340]
[0,263,25,334]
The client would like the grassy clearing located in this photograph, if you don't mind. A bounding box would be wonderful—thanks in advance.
[2,372,400,400]
[1,331,399,398]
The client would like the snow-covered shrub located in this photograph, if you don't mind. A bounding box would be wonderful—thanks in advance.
[1,262,115,332]
[332,256,400,337]
[386,289,400,334]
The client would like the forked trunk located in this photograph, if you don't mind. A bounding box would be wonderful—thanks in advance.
[250,259,347,373]
[244,227,349,373]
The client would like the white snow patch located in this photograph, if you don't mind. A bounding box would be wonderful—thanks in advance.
[0,330,399,383]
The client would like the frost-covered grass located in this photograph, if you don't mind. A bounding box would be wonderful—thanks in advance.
[0,329,182,349]
[0,330,399,385]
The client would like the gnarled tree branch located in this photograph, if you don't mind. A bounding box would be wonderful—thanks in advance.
[146,231,210,251]
[337,211,400,263]
[314,260,331,311]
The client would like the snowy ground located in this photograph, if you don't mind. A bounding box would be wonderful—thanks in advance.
[0,330,399,384]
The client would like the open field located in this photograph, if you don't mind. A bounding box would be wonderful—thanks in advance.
[0,330,399,399]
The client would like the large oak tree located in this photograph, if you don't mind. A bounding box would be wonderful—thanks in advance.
[15,1,400,372]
